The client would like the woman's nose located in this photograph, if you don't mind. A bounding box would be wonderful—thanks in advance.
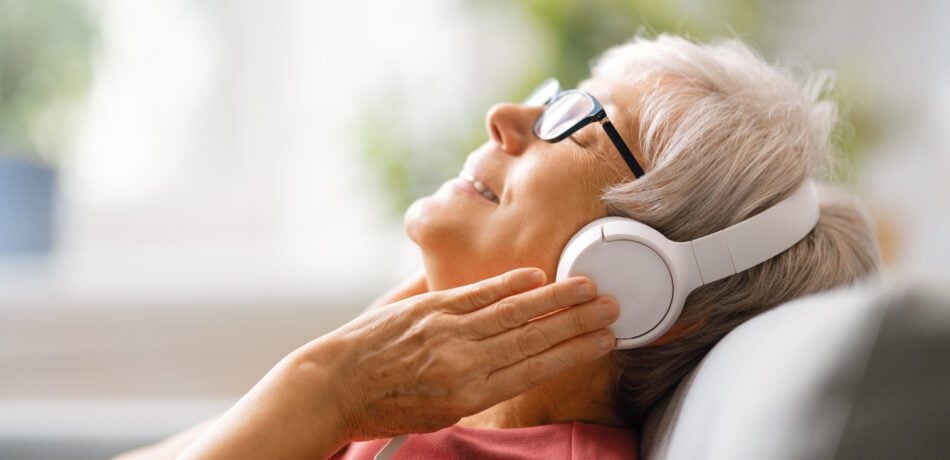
[485,102,541,155]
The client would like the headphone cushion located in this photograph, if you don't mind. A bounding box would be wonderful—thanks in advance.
[557,217,675,345]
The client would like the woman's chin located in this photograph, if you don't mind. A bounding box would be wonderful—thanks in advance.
[403,193,455,248]
[405,183,479,244]
[404,192,486,266]
[403,196,430,245]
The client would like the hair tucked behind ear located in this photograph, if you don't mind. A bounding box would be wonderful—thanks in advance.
[591,35,882,425]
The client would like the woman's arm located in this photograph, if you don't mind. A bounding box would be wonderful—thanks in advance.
[169,268,619,459]
[113,416,219,460]
[177,346,348,459]
[115,272,427,460]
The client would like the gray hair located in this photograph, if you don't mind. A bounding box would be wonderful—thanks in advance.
[592,35,882,424]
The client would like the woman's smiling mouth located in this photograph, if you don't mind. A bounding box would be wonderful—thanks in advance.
[459,169,499,203]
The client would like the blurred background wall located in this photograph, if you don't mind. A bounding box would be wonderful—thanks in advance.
[0,0,947,458]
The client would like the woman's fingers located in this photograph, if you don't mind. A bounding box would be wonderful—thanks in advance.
[436,268,547,314]
[462,276,597,338]
[484,328,616,401]
[479,296,619,368]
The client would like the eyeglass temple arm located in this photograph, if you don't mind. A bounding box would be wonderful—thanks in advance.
[601,120,644,179]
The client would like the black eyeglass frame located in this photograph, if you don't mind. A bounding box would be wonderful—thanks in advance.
[530,79,645,179]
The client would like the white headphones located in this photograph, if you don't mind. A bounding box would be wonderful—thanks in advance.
[556,181,820,349]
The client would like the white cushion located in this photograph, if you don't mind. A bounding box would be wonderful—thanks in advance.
[641,282,950,459]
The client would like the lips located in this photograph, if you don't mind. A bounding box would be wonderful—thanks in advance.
[459,169,499,203]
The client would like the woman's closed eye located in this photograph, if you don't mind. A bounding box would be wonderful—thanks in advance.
[568,128,598,150]
[568,135,587,149]
[568,131,613,163]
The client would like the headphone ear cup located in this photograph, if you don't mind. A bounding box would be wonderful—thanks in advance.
[557,217,675,349]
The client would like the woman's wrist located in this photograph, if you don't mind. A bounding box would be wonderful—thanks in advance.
[276,344,353,456]
[305,333,394,441]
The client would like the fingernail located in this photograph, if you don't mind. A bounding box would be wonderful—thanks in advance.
[599,299,618,322]
[576,282,593,300]
[598,332,615,350]
[530,270,546,286]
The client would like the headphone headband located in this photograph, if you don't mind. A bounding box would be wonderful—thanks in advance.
[689,181,820,285]
[556,180,821,348]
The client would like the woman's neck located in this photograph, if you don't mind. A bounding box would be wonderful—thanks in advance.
[455,356,627,429]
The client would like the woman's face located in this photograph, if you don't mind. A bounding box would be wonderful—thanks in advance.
[405,78,643,289]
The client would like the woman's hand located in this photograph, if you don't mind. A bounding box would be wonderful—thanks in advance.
[179,268,618,459]
[316,267,619,441]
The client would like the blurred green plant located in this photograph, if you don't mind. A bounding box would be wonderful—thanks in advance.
[509,0,761,88]
[359,0,871,216]
[0,0,97,164]
[827,75,881,183]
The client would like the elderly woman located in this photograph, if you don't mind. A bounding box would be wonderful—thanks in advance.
[124,35,880,459]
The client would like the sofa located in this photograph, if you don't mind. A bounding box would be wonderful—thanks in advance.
[641,281,950,459]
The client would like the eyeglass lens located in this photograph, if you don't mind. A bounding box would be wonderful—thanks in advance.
[535,92,595,140]
[523,79,560,106]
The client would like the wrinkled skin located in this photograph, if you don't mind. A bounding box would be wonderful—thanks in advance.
[322,268,619,439]
[176,269,619,459]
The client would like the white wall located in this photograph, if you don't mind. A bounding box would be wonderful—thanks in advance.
[0,1,537,456]
[763,0,950,281]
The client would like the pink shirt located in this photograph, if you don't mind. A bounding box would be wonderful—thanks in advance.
[332,422,638,459]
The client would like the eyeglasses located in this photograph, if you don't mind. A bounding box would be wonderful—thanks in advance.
[525,78,644,179]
